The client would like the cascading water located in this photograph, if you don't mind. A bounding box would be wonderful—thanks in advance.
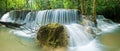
[96,15,118,31]
[0,9,118,51]
[65,24,94,47]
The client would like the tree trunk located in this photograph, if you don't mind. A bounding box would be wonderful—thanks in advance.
[81,0,85,15]
[93,0,97,27]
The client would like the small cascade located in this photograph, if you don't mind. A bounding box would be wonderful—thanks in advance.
[0,9,118,50]
[0,12,11,22]
[0,10,30,24]
[96,15,118,31]
[64,23,94,47]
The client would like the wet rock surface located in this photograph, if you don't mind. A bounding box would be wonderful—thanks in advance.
[37,23,68,48]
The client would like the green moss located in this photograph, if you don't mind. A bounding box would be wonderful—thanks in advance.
[37,23,68,48]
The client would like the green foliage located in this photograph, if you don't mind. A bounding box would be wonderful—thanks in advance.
[0,0,25,13]
[96,0,120,14]
[63,0,73,9]
[63,0,79,9]
[34,0,51,10]
[50,0,64,9]
[0,0,119,15]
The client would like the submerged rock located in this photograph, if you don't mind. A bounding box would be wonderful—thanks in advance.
[37,23,68,48]
[81,15,102,36]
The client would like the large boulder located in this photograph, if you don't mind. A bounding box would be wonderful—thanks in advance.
[37,23,68,48]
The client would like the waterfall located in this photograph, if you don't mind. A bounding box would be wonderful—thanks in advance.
[24,9,78,27]
[0,9,118,50]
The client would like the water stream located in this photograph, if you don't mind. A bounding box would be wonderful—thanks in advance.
[0,9,119,51]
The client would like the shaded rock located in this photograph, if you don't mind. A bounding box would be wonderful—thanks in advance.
[9,10,31,22]
[86,26,95,34]
[37,23,68,48]
[0,21,25,29]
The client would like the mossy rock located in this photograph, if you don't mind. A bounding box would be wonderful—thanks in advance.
[37,23,68,48]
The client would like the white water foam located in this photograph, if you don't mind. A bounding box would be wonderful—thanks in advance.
[68,39,102,51]
[0,12,12,22]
